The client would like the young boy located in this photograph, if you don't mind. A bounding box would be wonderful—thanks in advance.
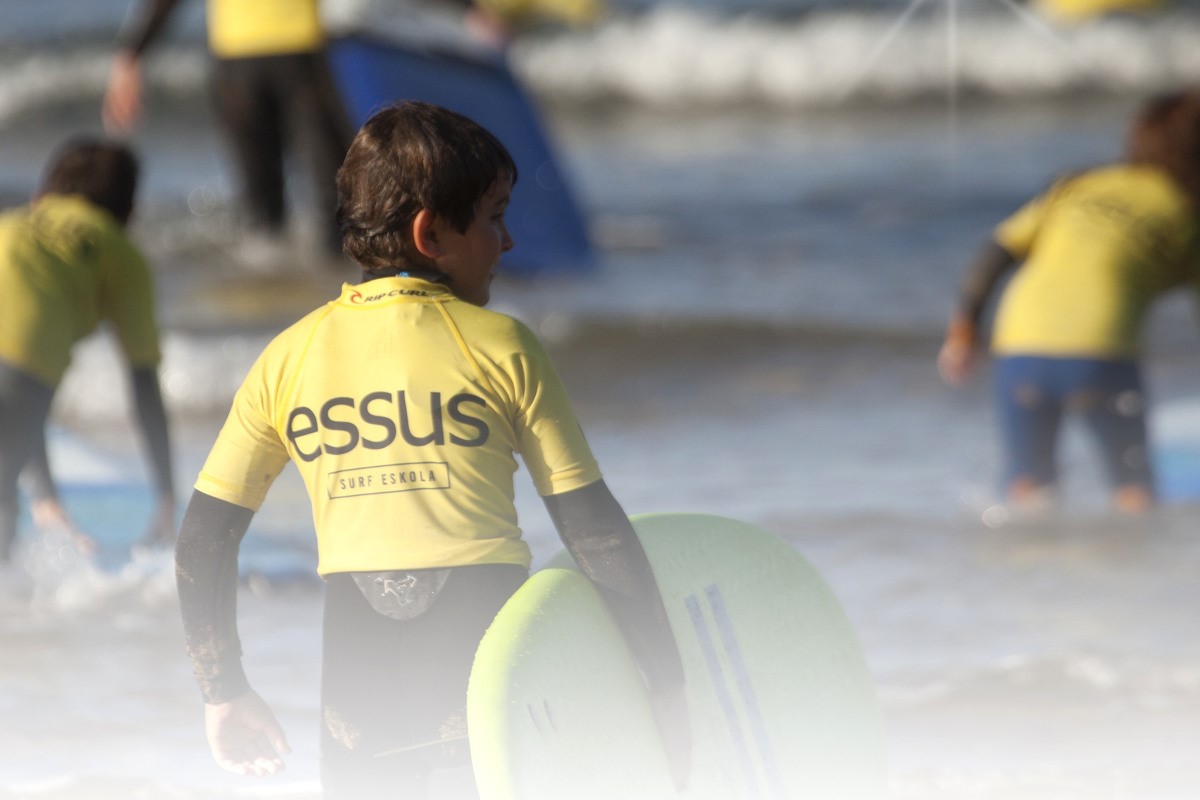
[937,88,1200,515]
[0,138,175,562]
[175,102,687,798]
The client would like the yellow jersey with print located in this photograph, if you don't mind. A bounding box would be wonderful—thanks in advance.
[196,276,602,575]
[991,164,1200,359]
[0,195,161,387]
[206,0,324,59]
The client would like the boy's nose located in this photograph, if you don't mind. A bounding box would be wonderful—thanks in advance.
[501,227,514,252]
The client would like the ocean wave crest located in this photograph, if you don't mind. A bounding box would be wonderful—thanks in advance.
[0,45,206,126]
[512,6,1200,105]
[2,7,1200,122]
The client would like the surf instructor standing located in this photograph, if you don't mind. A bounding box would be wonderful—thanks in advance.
[104,0,353,264]
[175,102,688,798]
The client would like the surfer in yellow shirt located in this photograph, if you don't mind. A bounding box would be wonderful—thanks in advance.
[938,89,1200,515]
[0,139,176,562]
[104,0,353,265]
[175,102,687,798]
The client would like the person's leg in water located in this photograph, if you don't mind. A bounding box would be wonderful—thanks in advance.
[211,56,288,254]
[0,362,55,562]
[319,565,526,799]
[281,51,353,260]
[1074,360,1155,514]
[995,356,1063,515]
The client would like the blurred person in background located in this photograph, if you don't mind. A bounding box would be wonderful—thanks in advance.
[101,0,600,272]
[104,0,354,268]
[0,138,175,563]
[938,88,1200,516]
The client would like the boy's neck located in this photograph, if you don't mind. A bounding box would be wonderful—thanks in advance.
[361,267,447,284]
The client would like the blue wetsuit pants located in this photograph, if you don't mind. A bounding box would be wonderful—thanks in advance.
[994,355,1153,493]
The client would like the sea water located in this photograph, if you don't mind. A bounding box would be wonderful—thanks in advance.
[3,0,1200,797]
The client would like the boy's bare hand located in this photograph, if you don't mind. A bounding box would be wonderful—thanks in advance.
[103,52,143,135]
[30,498,96,555]
[937,315,980,387]
[204,691,291,777]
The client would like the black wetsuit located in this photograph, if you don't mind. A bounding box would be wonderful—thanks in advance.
[120,0,352,252]
[0,361,54,561]
[177,482,684,799]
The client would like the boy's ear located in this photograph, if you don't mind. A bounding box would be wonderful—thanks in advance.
[412,209,443,259]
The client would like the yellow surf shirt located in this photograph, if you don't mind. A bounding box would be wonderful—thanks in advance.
[0,195,161,387]
[206,0,324,59]
[477,0,603,26]
[991,164,1200,359]
[196,277,602,575]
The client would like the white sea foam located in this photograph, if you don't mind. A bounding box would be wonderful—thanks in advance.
[510,8,1200,105]
[3,8,1200,125]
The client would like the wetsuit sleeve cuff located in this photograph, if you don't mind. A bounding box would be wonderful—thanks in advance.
[195,659,251,705]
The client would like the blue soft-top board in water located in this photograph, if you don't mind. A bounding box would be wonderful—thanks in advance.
[328,34,595,277]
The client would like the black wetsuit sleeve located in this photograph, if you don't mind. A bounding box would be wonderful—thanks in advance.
[118,0,186,57]
[957,240,1019,327]
[130,367,174,500]
[22,428,57,503]
[176,489,254,704]
[543,480,685,693]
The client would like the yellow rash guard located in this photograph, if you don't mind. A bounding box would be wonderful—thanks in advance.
[206,0,324,59]
[196,277,602,575]
[476,0,603,27]
[991,164,1200,359]
[0,195,161,387]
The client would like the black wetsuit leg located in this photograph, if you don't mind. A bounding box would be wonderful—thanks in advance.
[211,55,288,238]
[210,52,352,252]
[0,361,54,561]
[319,564,526,799]
[281,51,353,254]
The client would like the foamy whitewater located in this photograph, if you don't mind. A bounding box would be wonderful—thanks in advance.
[3,0,1200,798]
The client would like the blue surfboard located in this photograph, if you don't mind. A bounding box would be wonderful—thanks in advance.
[327,33,596,278]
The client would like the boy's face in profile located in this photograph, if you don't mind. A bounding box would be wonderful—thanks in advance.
[436,178,514,307]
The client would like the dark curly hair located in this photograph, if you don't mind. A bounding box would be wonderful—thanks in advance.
[1125,88,1200,205]
[39,137,139,225]
[336,102,517,277]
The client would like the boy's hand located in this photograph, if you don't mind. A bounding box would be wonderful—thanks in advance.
[30,498,96,556]
[463,6,514,51]
[649,682,691,792]
[204,691,291,777]
[937,315,980,387]
[103,51,143,135]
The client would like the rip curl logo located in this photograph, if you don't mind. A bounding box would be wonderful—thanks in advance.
[347,287,432,304]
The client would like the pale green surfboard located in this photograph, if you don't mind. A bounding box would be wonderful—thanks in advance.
[467,513,887,800]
